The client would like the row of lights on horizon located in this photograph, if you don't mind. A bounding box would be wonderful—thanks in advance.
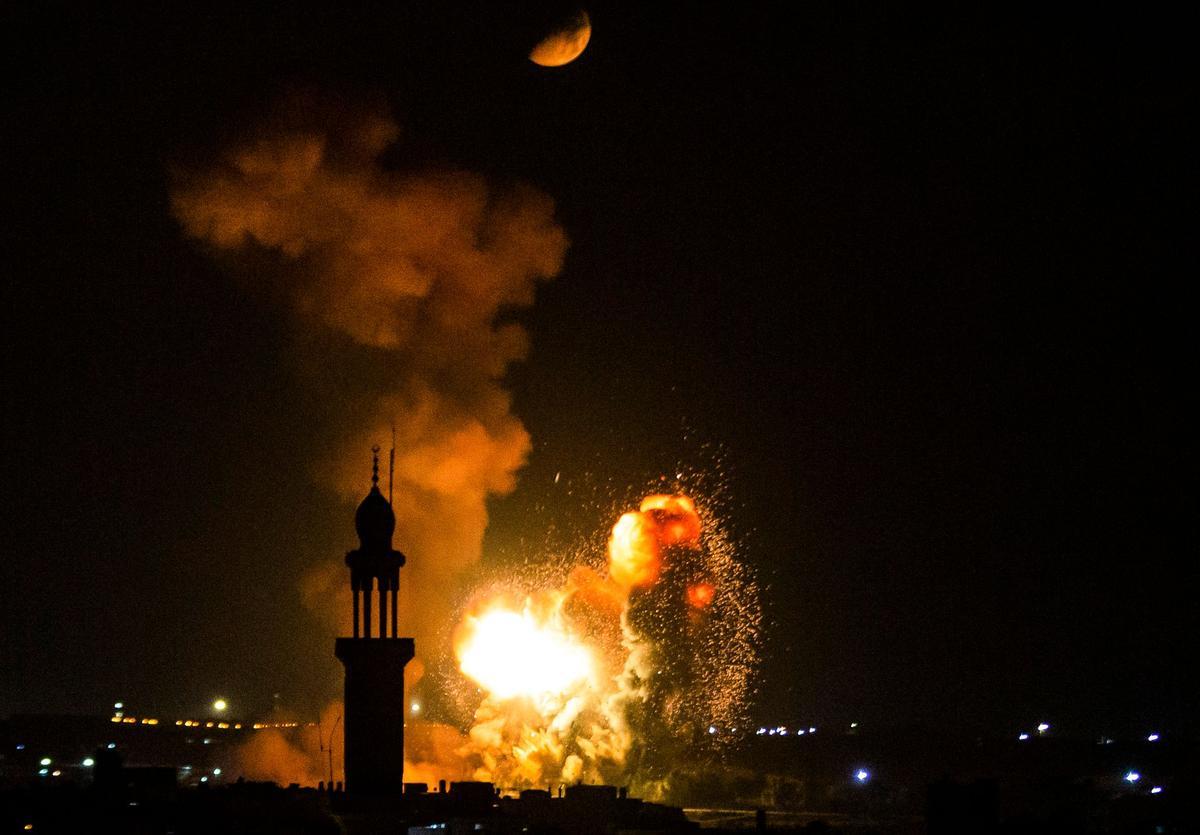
[721,718,1163,746]
[89,701,1168,795]
[109,698,305,731]
[114,698,227,717]
[1016,722,1164,745]
[32,755,222,783]
[27,751,1163,796]
[703,722,862,737]
[115,698,1171,748]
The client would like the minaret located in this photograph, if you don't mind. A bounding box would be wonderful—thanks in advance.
[334,447,414,797]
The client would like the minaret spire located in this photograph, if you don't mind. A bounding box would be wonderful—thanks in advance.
[371,445,380,487]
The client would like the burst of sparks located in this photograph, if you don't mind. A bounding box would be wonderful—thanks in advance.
[443,469,762,792]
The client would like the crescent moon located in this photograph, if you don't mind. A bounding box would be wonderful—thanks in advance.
[529,11,591,67]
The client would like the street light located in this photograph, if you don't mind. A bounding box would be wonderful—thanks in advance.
[212,698,228,713]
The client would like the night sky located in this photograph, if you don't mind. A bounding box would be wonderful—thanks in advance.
[3,4,1193,739]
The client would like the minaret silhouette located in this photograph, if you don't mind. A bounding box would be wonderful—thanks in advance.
[334,447,414,797]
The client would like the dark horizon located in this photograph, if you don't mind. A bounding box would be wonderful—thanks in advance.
[3,2,1194,744]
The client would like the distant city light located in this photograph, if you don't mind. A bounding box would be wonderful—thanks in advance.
[796,729,805,736]
[51,770,61,777]
[1037,723,1050,733]
[114,702,123,710]
[212,698,228,712]
[808,727,816,733]
[1147,733,1160,742]
[39,758,51,766]
[708,725,717,735]
[756,727,766,735]
[411,702,421,715]
[16,744,25,751]
[213,768,222,776]
[83,758,94,767]
[1019,733,1030,741]
[38,769,48,776]
[107,743,116,749]
[1124,771,1140,783]
[850,722,858,729]
[854,769,871,784]
[1151,786,1163,795]
[200,776,208,783]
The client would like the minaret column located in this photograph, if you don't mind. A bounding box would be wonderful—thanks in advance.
[390,585,398,639]
[379,582,388,638]
[352,583,360,639]
[362,577,372,639]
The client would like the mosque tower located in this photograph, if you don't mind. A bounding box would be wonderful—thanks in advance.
[334,447,414,797]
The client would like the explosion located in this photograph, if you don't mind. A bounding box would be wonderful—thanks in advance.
[170,90,758,796]
[450,492,759,794]
[458,603,596,701]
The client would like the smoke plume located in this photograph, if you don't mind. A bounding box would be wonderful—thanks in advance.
[171,91,568,657]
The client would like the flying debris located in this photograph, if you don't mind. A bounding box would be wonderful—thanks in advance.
[449,491,760,789]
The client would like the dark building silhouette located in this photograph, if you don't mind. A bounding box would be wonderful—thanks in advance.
[334,448,414,798]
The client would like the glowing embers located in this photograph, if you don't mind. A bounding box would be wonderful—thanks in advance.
[686,582,715,609]
[447,489,761,788]
[457,602,595,700]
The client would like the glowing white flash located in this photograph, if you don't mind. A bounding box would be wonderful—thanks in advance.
[458,608,594,699]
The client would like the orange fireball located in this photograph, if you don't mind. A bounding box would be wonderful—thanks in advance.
[607,493,704,589]
[607,511,661,588]
[640,494,702,547]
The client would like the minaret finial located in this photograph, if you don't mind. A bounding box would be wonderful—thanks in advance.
[371,445,381,486]
[389,425,396,505]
